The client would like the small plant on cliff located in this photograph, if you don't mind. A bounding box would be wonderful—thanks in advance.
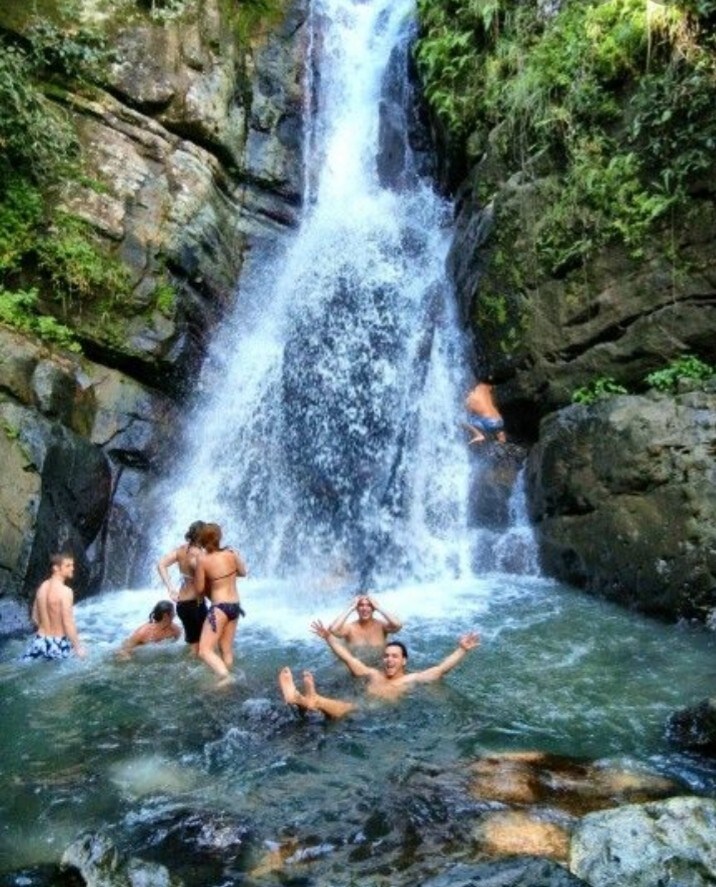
[0,287,82,352]
[36,214,132,316]
[572,376,628,405]
[0,41,77,184]
[645,355,715,392]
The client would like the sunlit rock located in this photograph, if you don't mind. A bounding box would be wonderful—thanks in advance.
[474,810,570,861]
[469,751,676,818]
[61,830,182,887]
[570,796,716,887]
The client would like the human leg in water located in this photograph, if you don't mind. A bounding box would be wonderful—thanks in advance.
[278,667,356,719]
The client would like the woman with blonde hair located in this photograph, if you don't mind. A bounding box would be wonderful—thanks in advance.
[195,523,247,685]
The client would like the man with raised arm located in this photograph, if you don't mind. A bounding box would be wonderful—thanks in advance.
[23,553,86,661]
[328,594,403,649]
[278,620,479,719]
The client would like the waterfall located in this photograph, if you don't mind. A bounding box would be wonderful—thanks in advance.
[492,468,540,575]
[156,0,478,590]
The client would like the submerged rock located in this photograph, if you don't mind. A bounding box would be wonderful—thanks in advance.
[417,857,588,886]
[666,697,716,756]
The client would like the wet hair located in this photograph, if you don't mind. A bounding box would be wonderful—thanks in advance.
[185,520,206,545]
[198,522,222,552]
[149,600,175,622]
[385,640,408,660]
[356,596,374,610]
[50,552,73,569]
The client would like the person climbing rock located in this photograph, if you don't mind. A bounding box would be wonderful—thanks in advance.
[464,380,506,444]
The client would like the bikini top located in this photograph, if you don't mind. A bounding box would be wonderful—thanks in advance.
[209,569,237,586]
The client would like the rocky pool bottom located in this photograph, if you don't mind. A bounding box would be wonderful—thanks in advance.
[1,576,715,886]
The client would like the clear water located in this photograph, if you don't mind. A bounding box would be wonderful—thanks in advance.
[1,578,715,883]
[3,0,715,880]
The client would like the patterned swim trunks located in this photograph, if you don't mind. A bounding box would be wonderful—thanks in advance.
[23,634,72,661]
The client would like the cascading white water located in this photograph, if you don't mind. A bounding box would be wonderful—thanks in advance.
[157,0,478,589]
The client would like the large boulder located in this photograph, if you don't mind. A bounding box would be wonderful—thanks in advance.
[0,327,176,620]
[525,388,716,620]
[61,831,182,887]
[570,796,716,887]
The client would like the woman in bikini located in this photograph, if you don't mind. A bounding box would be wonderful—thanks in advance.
[117,600,181,659]
[194,522,248,685]
[156,520,207,656]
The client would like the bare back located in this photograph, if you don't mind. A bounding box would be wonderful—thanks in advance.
[465,383,501,419]
[34,578,75,638]
[197,548,247,604]
[176,544,202,600]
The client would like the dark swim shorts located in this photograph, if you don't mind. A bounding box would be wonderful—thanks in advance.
[176,599,208,644]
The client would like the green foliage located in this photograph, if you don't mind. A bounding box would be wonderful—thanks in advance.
[0,176,44,272]
[2,421,20,441]
[644,355,715,391]
[537,138,676,273]
[35,214,132,311]
[572,376,628,405]
[153,280,176,316]
[415,0,716,273]
[0,41,76,184]
[26,20,114,81]
[0,287,81,352]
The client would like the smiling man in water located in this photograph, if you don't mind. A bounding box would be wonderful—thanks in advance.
[278,620,479,719]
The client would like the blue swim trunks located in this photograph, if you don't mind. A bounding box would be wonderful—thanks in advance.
[468,416,505,433]
[23,634,72,661]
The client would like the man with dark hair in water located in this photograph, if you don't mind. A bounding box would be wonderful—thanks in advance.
[278,620,479,719]
[328,594,403,649]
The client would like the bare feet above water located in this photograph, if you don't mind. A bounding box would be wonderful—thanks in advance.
[279,667,302,705]
[301,670,318,708]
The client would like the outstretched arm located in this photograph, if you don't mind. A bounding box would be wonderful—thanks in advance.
[368,596,402,633]
[409,632,480,684]
[157,549,179,599]
[311,619,375,678]
[61,593,86,659]
[328,598,358,638]
[117,625,149,660]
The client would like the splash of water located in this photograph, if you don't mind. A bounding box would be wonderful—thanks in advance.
[156,0,479,589]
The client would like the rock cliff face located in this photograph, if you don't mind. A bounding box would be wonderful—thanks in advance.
[525,388,716,619]
[0,0,309,620]
[442,84,716,622]
[449,168,716,438]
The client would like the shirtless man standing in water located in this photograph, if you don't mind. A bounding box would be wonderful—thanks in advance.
[278,620,479,718]
[328,595,402,649]
[23,553,86,661]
